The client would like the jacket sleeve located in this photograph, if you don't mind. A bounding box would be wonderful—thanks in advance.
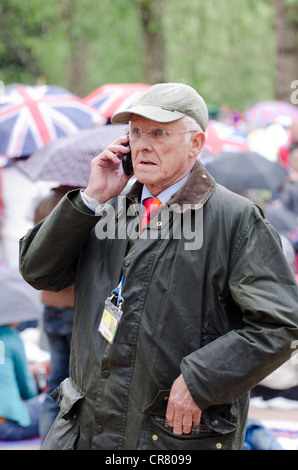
[181,206,298,410]
[19,190,100,292]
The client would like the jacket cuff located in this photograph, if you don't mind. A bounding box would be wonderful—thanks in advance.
[66,189,98,215]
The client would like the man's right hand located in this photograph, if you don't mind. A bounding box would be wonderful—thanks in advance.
[82,136,133,204]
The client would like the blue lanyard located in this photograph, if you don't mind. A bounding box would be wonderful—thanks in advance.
[112,275,124,306]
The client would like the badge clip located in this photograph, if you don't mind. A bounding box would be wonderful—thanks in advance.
[98,276,124,344]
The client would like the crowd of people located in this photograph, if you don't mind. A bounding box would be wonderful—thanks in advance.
[0,82,298,450]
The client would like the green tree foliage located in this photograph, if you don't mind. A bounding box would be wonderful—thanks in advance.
[164,0,275,110]
[0,0,276,110]
[0,0,48,83]
[285,0,298,18]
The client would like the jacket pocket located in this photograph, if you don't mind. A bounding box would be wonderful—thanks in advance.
[143,389,171,416]
[139,389,238,450]
[42,377,84,450]
[201,403,237,434]
[51,377,84,420]
[139,416,234,450]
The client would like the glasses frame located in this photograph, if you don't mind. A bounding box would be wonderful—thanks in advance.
[125,127,198,142]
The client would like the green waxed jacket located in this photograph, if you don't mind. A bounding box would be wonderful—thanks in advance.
[19,160,298,450]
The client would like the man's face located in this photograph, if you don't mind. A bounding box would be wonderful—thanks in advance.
[130,115,204,196]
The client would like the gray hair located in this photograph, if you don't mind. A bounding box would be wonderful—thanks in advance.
[181,115,205,154]
[181,115,203,133]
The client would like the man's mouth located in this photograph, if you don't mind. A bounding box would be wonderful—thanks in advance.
[139,160,156,165]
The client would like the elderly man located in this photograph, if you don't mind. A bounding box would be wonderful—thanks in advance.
[19,83,298,450]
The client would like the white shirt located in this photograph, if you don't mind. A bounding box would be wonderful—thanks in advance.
[81,172,191,213]
[141,172,190,206]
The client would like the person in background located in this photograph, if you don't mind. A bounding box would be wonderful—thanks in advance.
[279,120,298,168]
[278,148,298,274]
[0,323,42,441]
[34,186,76,441]
[279,148,298,215]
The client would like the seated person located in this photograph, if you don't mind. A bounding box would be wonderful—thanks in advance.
[0,323,43,441]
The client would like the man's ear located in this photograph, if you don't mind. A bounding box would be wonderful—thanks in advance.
[189,132,205,159]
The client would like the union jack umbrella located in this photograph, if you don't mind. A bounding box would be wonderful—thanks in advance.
[83,83,151,119]
[0,85,98,158]
[244,101,298,129]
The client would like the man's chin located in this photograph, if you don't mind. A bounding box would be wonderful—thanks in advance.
[134,168,158,185]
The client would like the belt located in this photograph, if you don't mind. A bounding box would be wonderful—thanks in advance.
[0,417,7,425]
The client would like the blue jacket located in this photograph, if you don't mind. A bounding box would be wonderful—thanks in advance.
[0,326,38,426]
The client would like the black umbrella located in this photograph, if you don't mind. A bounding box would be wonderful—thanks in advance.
[205,151,287,192]
[264,204,298,233]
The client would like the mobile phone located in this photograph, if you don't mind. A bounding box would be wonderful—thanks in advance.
[122,143,133,176]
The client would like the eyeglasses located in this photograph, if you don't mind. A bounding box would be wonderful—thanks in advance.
[127,127,198,142]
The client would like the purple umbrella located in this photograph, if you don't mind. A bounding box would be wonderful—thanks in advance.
[244,101,298,129]
[16,124,127,187]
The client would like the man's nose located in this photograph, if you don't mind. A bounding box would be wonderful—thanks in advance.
[133,132,153,150]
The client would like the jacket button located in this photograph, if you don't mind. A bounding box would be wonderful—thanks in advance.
[95,425,103,434]
[101,369,110,379]
[123,259,130,267]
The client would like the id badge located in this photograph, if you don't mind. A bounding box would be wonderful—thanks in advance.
[98,298,123,344]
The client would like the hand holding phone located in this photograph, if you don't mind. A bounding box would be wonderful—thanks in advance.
[122,143,133,176]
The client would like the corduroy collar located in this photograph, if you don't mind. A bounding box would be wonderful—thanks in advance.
[125,159,216,212]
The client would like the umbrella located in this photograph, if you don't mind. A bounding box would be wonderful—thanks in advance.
[0,85,97,158]
[263,204,298,233]
[204,120,249,155]
[0,263,43,325]
[244,101,298,129]
[83,83,151,119]
[16,124,127,187]
[205,151,288,192]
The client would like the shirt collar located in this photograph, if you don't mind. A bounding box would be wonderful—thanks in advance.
[141,172,191,206]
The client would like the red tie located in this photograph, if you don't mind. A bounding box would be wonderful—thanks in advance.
[141,197,162,231]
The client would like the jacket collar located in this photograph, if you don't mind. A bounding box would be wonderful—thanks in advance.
[125,159,216,213]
